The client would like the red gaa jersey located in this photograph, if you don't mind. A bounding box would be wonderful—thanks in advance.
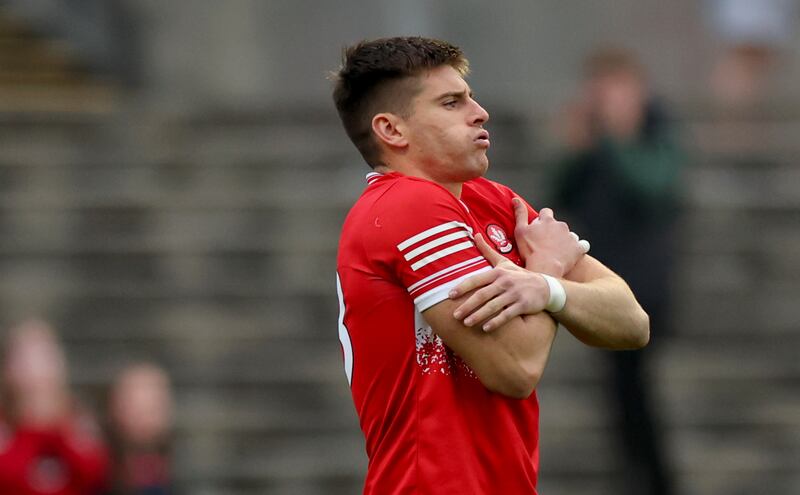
[336,172,540,495]
[0,413,109,495]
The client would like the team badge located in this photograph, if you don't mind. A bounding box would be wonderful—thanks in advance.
[485,224,513,253]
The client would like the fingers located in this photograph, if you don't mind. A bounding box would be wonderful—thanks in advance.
[512,197,529,229]
[570,232,591,253]
[453,283,504,322]
[481,304,523,332]
[462,292,514,328]
[474,233,506,267]
[449,269,498,300]
[449,233,508,300]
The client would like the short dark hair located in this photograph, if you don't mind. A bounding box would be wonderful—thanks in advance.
[583,47,643,79]
[332,37,469,168]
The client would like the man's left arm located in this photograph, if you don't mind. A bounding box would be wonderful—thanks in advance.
[450,198,649,350]
[543,255,649,349]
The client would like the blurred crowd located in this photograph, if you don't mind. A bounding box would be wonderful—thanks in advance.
[0,320,174,495]
[542,0,798,489]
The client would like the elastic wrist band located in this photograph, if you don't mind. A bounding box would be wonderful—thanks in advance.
[540,273,567,313]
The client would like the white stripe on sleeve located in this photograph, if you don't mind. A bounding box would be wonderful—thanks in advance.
[410,240,474,271]
[397,221,472,251]
[407,256,485,293]
[403,230,470,261]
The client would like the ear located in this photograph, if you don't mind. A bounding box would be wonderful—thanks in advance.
[371,112,408,150]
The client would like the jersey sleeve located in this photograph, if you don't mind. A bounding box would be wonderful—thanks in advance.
[367,181,492,312]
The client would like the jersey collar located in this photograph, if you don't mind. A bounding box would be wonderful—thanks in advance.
[365,171,403,185]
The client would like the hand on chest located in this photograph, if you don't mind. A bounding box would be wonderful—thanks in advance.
[465,207,523,266]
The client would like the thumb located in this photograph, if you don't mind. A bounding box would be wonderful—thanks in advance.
[512,197,529,229]
[474,233,506,267]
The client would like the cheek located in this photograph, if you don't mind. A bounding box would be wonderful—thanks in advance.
[441,128,467,151]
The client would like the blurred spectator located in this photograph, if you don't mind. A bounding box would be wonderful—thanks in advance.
[549,48,686,495]
[0,320,109,495]
[705,0,798,106]
[106,363,173,495]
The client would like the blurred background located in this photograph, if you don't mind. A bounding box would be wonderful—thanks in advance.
[0,0,798,494]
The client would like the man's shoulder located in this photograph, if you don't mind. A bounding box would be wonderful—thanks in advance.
[340,175,462,245]
[338,174,478,278]
[350,174,459,217]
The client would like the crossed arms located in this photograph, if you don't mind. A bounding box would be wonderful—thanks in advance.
[422,198,649,399]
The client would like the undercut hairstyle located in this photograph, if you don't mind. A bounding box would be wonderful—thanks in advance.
[332,37,470,168]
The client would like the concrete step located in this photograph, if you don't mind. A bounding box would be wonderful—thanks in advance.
[0,160,365,206]
[675,283,800,336]
[66,336,346,386]
[53,298,323,343]
[174,384,357,435]
[687,119,800,158]
[687,165,800,210]
[0,206,347,254]
[0,253,338,303]
[0,80,117,113]
[173,429,366,485]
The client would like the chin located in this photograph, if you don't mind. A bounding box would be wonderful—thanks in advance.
[473,157,490,177]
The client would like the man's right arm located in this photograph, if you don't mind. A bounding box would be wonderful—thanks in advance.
[369,182,558,400]
[422,235,558,400]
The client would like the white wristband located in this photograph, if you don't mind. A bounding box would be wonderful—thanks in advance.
[540,273,567,313]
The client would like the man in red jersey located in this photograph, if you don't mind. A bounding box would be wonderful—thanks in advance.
[332,37,649,494]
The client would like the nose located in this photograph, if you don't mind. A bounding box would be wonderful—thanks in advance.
[470,98,489,125]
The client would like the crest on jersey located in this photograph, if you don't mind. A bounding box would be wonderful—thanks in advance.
[485,224,513,253]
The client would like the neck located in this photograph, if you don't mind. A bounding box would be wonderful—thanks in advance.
[375,163,463,198]
[440,181,462,198]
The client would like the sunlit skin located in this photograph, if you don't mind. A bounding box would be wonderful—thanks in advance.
[372,65,491,197]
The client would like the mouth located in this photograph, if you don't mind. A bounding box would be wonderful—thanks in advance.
[475,129,491,148]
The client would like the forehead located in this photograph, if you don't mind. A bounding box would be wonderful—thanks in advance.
[415,65,470,98]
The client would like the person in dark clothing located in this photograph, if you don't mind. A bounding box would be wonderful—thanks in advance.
[106,363,174,495]
[550,48,686,495]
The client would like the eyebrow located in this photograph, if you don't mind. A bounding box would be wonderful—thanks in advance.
[434,89,473,101]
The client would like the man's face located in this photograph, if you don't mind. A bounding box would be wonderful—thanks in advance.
[398,65,491,184]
